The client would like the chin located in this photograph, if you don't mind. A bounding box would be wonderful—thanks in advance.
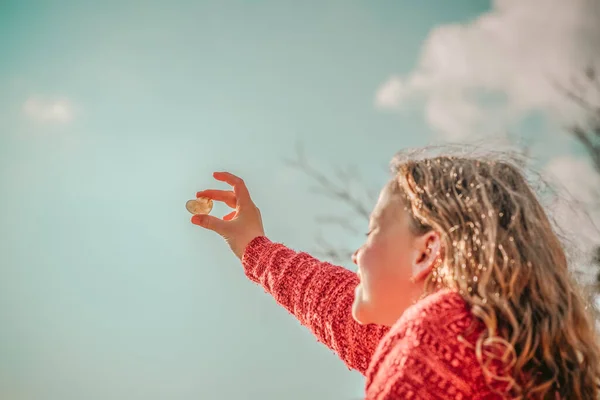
[353,295,399,327]
[351,305,369,325]
[351,291,372,325]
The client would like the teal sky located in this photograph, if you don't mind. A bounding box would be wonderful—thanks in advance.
[0,1,587,399]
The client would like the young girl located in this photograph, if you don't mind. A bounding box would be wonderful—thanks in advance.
[191,150,600,399]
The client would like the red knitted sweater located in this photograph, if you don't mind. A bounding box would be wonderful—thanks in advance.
[242,236,507,399]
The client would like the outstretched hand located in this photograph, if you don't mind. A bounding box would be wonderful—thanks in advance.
[192,172,265,259]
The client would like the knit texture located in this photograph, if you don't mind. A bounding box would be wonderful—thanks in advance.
[242,236,504,399]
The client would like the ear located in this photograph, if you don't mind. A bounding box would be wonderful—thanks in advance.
[411,231,442,283]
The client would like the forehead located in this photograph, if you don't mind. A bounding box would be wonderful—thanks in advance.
[371,182,405,224]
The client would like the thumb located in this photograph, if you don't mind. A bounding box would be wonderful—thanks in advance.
[191,214,227,234]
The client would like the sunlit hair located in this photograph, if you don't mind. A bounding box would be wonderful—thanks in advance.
[389,145,600,399]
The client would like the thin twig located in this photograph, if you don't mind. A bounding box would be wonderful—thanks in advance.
[284,143,372,220]
[314,215,361,235]
[282,141,376,263]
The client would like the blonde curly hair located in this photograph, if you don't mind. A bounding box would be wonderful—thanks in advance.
[389,146,600,399]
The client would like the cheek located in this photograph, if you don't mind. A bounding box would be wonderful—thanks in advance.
[356,242,379,276]
[353,240,414,325]
[358,239,411,294]
[359,243,395,282]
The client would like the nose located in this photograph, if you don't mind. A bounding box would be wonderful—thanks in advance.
[352,248,359,265]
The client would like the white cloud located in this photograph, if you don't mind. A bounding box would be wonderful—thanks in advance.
[23,96,75,123]
[545,157,600,204]
[543,156,600,254]
[375,0,600,139]
[374,76,405,109]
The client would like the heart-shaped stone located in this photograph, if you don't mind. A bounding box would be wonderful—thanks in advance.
[186,197,213,215]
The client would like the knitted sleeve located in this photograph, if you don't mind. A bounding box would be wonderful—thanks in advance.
[241,236,389,375]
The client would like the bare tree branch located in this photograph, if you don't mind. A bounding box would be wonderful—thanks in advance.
[555,65,600,175]
[314,215,361,235]
[312,230,355,264]
[284,143,372,220]
[282,142,376,263]
[554,69,600,116]
[551,65,600,301]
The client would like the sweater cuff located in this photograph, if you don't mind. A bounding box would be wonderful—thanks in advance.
[241,235,273,283]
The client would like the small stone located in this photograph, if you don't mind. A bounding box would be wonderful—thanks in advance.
[186,197,213,215]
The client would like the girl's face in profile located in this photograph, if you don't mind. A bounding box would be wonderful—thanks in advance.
[352,182,440,326]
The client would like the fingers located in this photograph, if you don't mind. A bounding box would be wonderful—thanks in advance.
[196,189,237,208]
[191,210,236,233]
[212,172,252,208]
[223,211,236,221]
[191,214,227,234]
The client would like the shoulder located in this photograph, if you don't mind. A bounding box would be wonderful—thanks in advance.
[397,289,473,333]
[365,290,492,399]
[373,289,475,349]
[371,289,475,363]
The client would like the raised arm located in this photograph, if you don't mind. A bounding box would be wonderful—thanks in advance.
[192,172,388,374]
[242,236,389,375]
